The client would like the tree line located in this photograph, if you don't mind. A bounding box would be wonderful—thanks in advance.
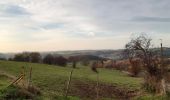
[9,52,67,66]
[6,53,105,68]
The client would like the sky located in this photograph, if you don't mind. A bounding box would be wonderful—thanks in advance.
[0,0,170,52]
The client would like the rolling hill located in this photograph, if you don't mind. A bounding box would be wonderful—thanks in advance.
[0,60,142,99]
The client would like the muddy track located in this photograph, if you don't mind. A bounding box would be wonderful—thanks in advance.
[68,80,140,100]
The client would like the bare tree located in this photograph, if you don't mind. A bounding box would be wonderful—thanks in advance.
[124,33,167,95]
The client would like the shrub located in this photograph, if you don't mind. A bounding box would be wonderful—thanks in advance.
[43,54,54,65]
[13,52,42,63]
[54,56,68,66]
[128,59,141,77]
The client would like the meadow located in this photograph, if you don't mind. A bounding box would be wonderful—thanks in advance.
[0,61,169,100]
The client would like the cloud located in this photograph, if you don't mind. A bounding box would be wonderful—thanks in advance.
[0,4,30,17]
[88,32,95,37]
[41,23,64,30]
[0,0,170,52]
[131,16,170,22]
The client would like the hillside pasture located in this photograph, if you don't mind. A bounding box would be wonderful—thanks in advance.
[0,60,142,99]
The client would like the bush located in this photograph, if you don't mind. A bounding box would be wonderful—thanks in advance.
[30,52,42,63]
[128,59,141,77]
[13,52,30,62]
[13,52,42,63]
[43,54,54,65]
[54,56,67,66]
[129,65,141,77]
[43,55,68,66]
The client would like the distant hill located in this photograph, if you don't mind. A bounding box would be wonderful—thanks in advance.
[67,54,108,62]
[41,49,124,60]
[161,47,170,58]
[1,48,170,60]
[0,53,15,59]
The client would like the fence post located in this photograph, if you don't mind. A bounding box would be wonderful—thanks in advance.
[21,66,26,87]
[29,67,32,87]
[65,69,74,98]
[96,73,99,100]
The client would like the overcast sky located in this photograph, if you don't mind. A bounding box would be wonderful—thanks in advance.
[0,0,170,52]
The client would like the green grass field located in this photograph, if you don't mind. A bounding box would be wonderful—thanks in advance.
[0,60,143,99]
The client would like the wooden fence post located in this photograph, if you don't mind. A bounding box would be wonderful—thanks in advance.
[21,66,26,87]
[96,73,99,100]
[65,69,74,98]
[29,67,32,87]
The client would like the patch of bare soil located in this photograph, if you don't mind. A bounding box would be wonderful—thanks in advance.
[68,80,140,100]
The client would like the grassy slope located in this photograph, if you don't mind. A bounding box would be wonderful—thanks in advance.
[0,60,142,99]
[0,76,9,90]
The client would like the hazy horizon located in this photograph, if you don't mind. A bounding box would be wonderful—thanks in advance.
[1,48,123,54]
[1,0,170,52]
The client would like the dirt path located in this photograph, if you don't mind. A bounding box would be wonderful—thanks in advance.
[68,80,140,100]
